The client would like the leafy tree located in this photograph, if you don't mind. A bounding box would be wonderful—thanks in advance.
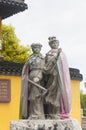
[2,24,31,63]
[80,90,86,116]
[84,82,86,88]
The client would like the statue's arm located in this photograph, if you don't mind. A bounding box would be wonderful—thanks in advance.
[44,48,62,73]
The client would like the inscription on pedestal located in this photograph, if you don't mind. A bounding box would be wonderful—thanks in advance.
[0,79,11,102]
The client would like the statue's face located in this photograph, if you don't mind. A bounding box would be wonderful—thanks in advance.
[32,46,41,53]
[50,41,59,49]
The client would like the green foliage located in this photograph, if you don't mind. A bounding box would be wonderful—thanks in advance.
[2,24,31,63]
[80,90,86,116]
[84,82,86,88]
[19,102,22,119]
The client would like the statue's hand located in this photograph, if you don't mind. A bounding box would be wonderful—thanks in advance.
[33,77,39,83]
[58,48,62,52]
[42,90,48,97]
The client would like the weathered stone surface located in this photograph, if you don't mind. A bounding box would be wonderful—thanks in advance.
[10,118,82,130]
[82,117,86,130]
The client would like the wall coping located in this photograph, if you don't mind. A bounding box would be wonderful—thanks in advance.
[0,60,83,81]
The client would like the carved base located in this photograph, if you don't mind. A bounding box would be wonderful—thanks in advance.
[10,118,82,130]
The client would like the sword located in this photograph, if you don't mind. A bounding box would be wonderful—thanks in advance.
[28,79,47,92]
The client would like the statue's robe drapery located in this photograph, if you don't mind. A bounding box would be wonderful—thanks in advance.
[57,52,72,118]
[21,61,29,118]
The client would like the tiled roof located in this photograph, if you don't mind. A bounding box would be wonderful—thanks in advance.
[0,0,28,19]
[69,68,83,81]
[0,60,83,81]
[0,60,23,76]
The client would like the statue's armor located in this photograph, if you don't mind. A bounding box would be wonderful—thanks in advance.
[29,55,44,80]
[28,54,44,98]
[29,55,44,70]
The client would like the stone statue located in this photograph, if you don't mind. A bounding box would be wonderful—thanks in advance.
[43,36,72,119]
[11,37,82,130]
[21,37,71,119]
[21,43,45,119]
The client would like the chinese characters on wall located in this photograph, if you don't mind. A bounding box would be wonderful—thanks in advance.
[0,79,11,102]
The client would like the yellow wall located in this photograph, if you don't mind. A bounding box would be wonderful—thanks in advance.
[0,75,81,130]
[0,75,21,130]
[71,80,81,124]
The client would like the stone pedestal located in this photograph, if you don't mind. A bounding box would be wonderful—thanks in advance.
[10,118,82,130]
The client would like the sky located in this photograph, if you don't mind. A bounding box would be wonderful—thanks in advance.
[3,0,86,92]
